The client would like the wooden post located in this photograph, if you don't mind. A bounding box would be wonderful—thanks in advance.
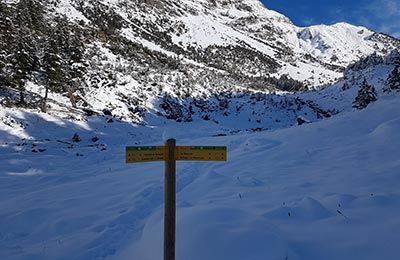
[126,141,226,259]
[164,139,176,260]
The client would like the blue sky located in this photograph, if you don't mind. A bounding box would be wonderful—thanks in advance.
[261,0,400,38]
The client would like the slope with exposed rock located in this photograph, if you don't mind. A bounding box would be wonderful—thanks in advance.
[0,0,399,126]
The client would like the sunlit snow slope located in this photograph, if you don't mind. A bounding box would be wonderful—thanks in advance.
[1,91,400,259]
[48,0,400,87]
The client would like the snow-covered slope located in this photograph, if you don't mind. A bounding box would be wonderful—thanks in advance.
[1,44,400,259]
[3,48,399,134]
[1,83,400,259]
[58,0,399,86]
[1,0,399,125]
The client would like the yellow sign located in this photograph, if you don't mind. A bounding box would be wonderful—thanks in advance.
[126,146,227,163]
[126,146,165,163]
[175,146,227,161]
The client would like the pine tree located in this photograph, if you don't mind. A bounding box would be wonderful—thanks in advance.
[12,0,39,105]
[352,79,377,110]
[64,23,86,107]
[41,15,86,110]
[385,66,400,91]
[41,22,63,111]
[0,3,16,87]
[1,0,44,106]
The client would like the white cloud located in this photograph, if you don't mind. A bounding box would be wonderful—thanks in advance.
[369,0,400,17]
[356,0,400,38]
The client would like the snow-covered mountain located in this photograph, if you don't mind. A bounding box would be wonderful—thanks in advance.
[1,0,399,125]
[56,0,399,87]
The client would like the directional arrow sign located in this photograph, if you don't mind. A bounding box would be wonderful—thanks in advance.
[125,146,165,163]
[126,146,227,163]
[175,146,227,161]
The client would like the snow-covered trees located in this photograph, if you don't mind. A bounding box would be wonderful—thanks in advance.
[347,52,384,72]
[352,79,377,110]
[0,0,43,105]
[0,1,87,110]
[41,15,86,110]
[384,66,400,91]
[0,3,17,88]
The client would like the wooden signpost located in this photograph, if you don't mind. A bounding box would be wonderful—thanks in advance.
[126,139,227,260]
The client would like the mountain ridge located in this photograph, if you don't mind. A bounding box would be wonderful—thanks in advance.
[0,0,399,127]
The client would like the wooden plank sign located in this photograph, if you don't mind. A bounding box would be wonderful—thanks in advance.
[126,146,165,163]
[175,146,227,161]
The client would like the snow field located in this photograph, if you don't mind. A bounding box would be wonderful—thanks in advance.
[1,93,400,259]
